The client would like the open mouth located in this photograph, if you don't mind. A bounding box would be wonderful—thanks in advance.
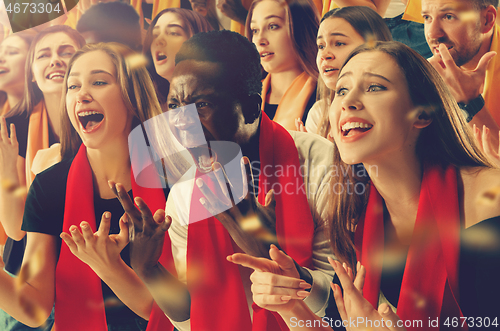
[341,122,373,137]
[47,71,65,80]
[260,52,274,58]
[323,67,338,75]
[0,68,8,74]
[156,52,167,62]
[78,110,104,131]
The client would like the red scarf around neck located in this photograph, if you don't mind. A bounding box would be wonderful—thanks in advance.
[55,144,172,331]
[355,164,465,330]
[185,113,315,331]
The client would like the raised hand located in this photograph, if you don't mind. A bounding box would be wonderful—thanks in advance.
[60,212,129,275]
[228,244,311,313]
[0,116,19,180]
[295,118,307,132]
[197,157,277,257]
[108,181,170,275]
[329,258,405,331]
[473,124,500,167]
[216,0,248,24]
[428,44,496,104]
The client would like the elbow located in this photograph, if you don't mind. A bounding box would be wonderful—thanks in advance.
[18,304,52,328]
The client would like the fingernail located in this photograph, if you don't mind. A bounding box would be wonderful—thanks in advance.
[297,291,310,297]
[81,223,89,229]
[200,197,206,205]
[196,178,203,187]
[281,296,292,302]
[299,282,312,289]
[104,212,111,218]
[70,226,77,232]
[382,305,391,315]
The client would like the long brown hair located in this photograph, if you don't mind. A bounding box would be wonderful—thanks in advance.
[143,8,213,104]
[5,25,85,118]
[315,6,392,139]
[245,0,320,79]
[328,41,496,270]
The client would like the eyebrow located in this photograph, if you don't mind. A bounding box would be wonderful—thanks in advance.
[317,32,348,40]
[250,15,284,23]
[337,71,392,83]
[68,70,113,77]
[153,23,185,31]
[36,44,75,54]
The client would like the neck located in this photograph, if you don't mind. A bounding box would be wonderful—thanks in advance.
[43,92,62,141]
[462,27,495,70]
[6,90,22,108]
[86,138,132,199]
[267,68,303,105]
[364,150,423,244]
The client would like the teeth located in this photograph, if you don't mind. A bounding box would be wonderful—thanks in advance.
[49,72,64,79]
[78,111,101,117]
[261,52,273,57]
[324,68,336,73]
[341,122,373,131]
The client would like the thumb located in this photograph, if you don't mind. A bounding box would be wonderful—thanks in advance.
[379,304,406,331]
[475,51,496,74]
[269,244,296,274]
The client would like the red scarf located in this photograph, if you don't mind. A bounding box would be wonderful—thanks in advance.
[355,164,465,330]
[55,144,172,331]
[186,113,314,330]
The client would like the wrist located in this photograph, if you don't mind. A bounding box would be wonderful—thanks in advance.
[458,94,484,122]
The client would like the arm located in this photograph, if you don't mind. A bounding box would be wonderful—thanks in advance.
[0,118,27,241]
[0,232,56,327]
[110,182,191,323]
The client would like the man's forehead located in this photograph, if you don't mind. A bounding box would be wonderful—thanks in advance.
[172,60,222,80]
[422,0,474,11]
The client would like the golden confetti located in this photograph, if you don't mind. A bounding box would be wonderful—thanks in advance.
[459,10,479,23]
[13,186,27,199]
[476,185,500,206]
[462,225,500,250]
[239,215,277,243]
[1,178,17,192]
[125,53,148,70]
[364,33,376,49]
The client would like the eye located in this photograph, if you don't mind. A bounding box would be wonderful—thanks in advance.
[336,87,348,96]
[317,44,325,50]
[335,41,346,47]
[422,14,431,22]
[61,51,75,57]
[269,23,279,30]
[367,84,386,92]
[7,51,19,55]
[68,84,79,90]
[168,103,178,110]
[36,53,49,59]
[444,14,455,20]
[93,81,107,86]
[196,102,210,109]
[251,28,259,35]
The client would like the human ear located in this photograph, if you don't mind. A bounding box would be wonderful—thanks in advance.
[414,111,433,129]
[480,5,496,34]
[242,94,262,124]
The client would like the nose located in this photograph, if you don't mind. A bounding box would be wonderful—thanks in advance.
[155,34,166,47]
[341,89,363,112]
[319,46,334,61]
[254,30,268,47]
[425,18,444,43]
[50,53,63,68]
[76,85,92,104]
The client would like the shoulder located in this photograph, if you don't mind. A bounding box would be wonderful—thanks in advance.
[459,166,500,228]
[288,130,334,166]
[29,158,73,197]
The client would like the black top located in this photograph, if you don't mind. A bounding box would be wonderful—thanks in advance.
[263,89,317,124]
[379,216,500,327]
[21,158,168,328]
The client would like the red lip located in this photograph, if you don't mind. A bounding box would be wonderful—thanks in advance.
[259,51,274,62]
[155,51,168,65]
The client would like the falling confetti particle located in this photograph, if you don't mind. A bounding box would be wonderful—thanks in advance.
[477,186,500,206]
[125,53,148,70]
